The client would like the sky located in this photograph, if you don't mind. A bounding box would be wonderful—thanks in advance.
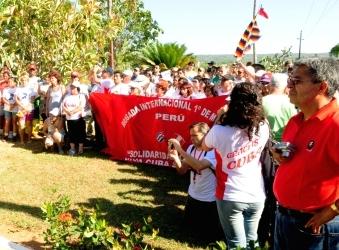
[142,0,339,55]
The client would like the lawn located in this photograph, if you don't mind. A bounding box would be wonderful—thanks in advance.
[0,140,209,250]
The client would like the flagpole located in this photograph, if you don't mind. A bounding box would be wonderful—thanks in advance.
[252,0,257,63]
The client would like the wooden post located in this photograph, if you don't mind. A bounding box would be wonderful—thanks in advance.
[108,0,115,68]
[252,0,257,63]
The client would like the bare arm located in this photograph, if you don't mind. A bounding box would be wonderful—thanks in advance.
[42,120,48,136]
[168,144,190,175]
[45,87,51,113]
[237,62,255,82]
[305,199,339,234]
[15,95,26,111]
[168,139,213,171]
[92,66,101,84]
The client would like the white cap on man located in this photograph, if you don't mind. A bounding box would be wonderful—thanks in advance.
[122,69,133,77]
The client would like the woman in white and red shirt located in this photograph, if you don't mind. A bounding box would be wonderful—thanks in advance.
[202,82,269,249]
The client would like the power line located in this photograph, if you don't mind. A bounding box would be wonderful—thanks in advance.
[302,0,316,30]
[305,0,338,39]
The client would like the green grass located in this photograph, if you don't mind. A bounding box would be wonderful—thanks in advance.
[0,140,209,249]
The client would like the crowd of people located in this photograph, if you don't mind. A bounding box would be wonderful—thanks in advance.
[0,60,282,153]
[0,57,338,249]
[167,58,339,249]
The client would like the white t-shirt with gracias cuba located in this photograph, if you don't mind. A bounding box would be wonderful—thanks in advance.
[204,122,269,203]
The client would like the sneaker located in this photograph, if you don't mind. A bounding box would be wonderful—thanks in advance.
[58,148,64,155]
[68,149,76,156]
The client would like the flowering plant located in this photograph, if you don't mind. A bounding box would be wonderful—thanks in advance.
[41,196,158,250]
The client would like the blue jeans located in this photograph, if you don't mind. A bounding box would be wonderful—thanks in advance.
[216,200,265,249]
[274,208,339,250]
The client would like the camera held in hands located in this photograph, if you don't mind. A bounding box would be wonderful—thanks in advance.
[168,141,175,150]
[273,142,294,158]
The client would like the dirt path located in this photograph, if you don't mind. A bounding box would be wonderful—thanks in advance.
[0,225,45,250]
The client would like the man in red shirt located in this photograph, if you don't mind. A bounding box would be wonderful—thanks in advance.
[273,58,339,250]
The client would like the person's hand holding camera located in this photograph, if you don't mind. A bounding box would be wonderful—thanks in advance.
[271,141,296,164]
[167,138,182,168]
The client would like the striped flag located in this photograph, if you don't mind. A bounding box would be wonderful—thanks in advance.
[234,18,261,58]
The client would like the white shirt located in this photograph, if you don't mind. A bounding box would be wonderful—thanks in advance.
[204,123,269,202]
[145,82,158,97]
[62,94,86,120]
[90,84,105,94]
[100,79,115,91]
[16,86,36,111]
[39,84,50,97]
[192,91,207,99]
[28,76,40,93]
[3,87,17,112]
[186,145,217,202]
[109,83,130,95]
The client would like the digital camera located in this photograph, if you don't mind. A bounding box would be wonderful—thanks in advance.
[273,142,293,158]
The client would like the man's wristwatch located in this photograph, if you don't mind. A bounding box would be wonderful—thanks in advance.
[330,203,339,214]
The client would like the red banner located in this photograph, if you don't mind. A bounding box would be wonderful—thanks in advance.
[89,94,225,167]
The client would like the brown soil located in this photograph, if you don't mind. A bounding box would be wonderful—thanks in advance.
[0,225,47,250]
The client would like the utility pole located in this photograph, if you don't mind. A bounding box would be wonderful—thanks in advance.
[297,30,303,59]
[108,0,115,68]
[252,0,257,63]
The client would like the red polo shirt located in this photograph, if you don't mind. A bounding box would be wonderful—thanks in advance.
[273,99,339,212]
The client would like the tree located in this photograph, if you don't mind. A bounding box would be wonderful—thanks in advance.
[105,0,162,68]
[138,42,196,69]
[0,0,121,78]
[259,48,293,73]
[330,44,339,57]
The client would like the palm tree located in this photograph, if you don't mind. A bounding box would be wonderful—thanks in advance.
[330,44,339,57]
[138,42,196,69]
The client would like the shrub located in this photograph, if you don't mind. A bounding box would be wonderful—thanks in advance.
[41,196,158,250]
[259,48,292,72]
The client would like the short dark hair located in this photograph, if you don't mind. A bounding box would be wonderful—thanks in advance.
[179,80,193,96]
[114,70,122,76]
[252,63,265,71]
[204,84,217,96]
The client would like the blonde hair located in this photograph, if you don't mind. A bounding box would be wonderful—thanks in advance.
[18,73,29,86]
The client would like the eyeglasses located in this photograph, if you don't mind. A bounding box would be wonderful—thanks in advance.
[287,77,304,86]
